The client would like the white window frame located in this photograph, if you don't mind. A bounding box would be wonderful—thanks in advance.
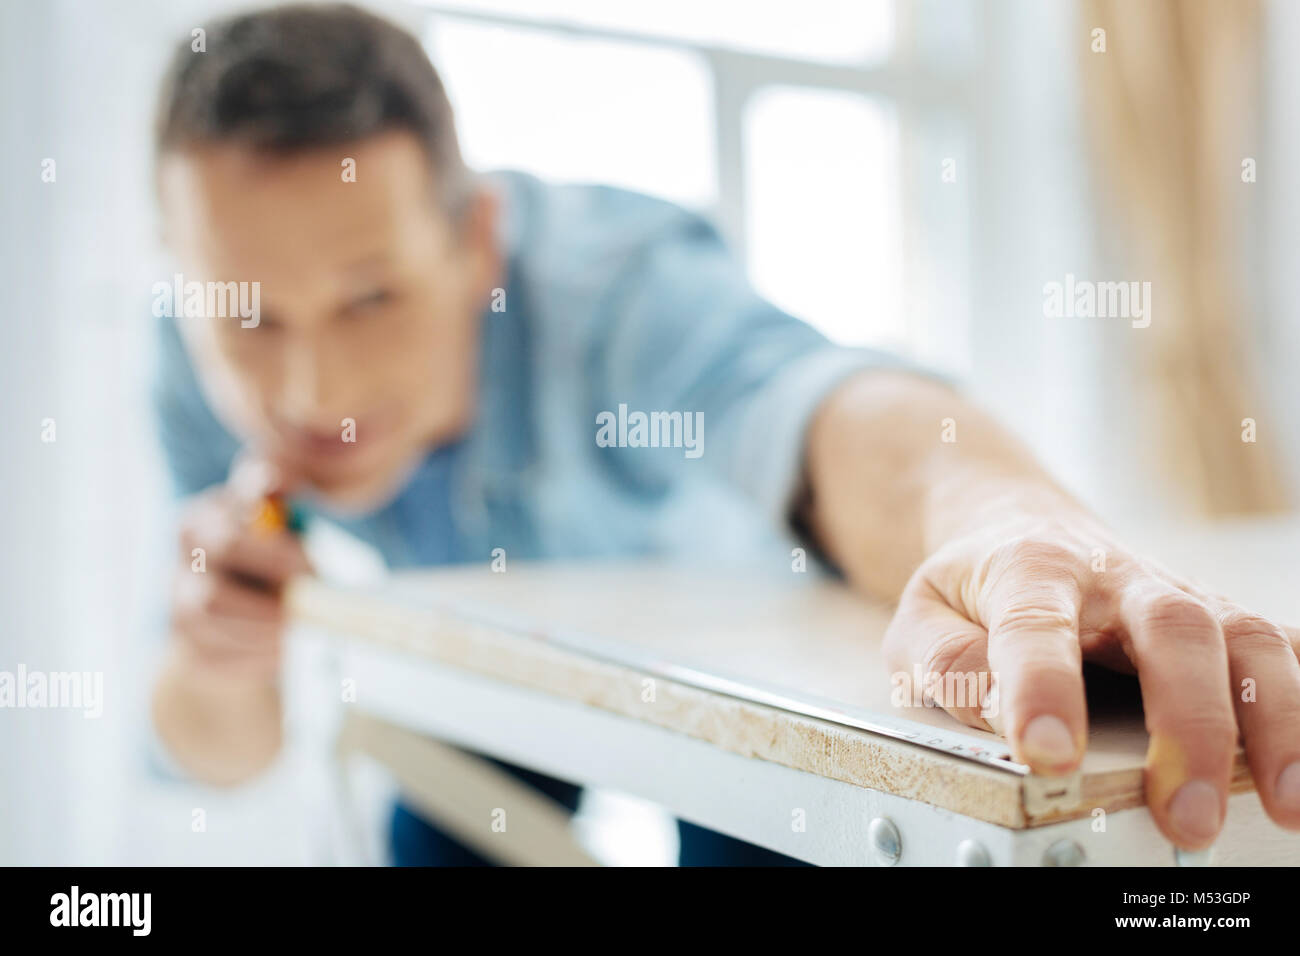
[407,2,981,364]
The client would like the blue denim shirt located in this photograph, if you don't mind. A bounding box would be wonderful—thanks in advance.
[153,171,903,567]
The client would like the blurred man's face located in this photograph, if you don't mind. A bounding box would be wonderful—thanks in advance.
[158,131,499,509]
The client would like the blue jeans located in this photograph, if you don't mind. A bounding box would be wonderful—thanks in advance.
[389,754,809,867]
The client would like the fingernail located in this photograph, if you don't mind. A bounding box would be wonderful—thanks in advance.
[1168,780,1222,846]
[1021,715,1077,770]
[1274,761,1300,813]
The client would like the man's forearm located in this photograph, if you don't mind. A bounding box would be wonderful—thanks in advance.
[802,369,1088,600]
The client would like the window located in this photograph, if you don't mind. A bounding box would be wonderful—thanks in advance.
[424,0,893,63]
[744,88,902,347]
[421,1,973,366]
[427,19,716,207]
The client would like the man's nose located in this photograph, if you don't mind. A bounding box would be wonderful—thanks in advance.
[280,337,350,423]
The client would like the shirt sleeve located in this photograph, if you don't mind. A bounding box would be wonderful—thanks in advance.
[589,211,927,528]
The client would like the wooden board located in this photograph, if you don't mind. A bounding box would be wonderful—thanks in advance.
[287,560,1263,829]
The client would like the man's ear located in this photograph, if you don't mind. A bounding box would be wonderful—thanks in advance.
[455,185,503,309]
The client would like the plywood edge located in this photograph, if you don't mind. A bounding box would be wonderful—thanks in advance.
[291,578,1029,825]
[295,578,1196,829]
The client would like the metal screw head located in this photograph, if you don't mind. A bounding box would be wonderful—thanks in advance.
[868,817,901,866]
[1042,839,1086,866]
[956,839,991,866]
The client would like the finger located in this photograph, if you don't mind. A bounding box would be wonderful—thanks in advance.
[884,579,996,731]
[183,617,282,656]
[982,558,1087,776]
[180,502,310,584]
[173,571,286,645]
[175,596,283,667]
[1215,604,1300,829]
[1118,583,1237,849]
[228,452,301,505]
[226,447,311,546]
[179,629,282,678]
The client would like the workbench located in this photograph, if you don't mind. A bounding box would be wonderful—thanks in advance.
[288,529,1300,867]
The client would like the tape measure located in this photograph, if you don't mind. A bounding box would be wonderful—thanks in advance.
[443,599,1029,774]
[454,601,1084,814]
[293,575,1085,816]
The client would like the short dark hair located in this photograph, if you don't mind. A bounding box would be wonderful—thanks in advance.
[154,3,470,210]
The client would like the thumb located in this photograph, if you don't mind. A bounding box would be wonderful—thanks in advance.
[227,451,309,548]
[228,451,303,507]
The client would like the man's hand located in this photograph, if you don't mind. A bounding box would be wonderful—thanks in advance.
[152,456,311,785]
[883,510,1300,849]
[168,457,310,680]
[803,369,1300,850]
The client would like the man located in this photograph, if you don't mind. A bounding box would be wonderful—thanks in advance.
[150,4,1300,865]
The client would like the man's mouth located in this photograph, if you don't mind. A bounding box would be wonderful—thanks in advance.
[279,413,397,468]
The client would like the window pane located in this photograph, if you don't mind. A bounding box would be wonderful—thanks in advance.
[420,0,894,64]
[426,17,716,207]
[744,88,903,348]
[900,114,972,375]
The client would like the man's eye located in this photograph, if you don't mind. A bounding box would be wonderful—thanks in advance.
[344,289,392,315]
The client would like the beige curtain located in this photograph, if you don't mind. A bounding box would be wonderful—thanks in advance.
[1079,0,1289,515]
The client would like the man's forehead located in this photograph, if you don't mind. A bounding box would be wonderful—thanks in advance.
[160,129,432,191]
[158,131,442,272]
